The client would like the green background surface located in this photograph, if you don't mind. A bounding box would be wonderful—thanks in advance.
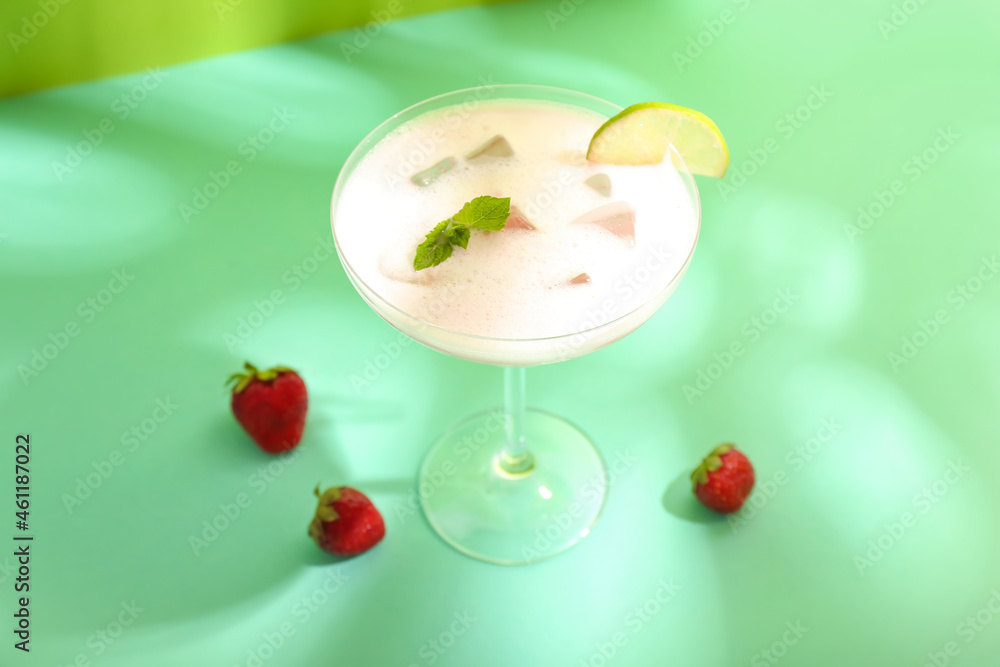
[2,0,1000,665]
[0,0,512,98]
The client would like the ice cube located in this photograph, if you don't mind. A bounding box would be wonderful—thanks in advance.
[585,173,612,197]
[466,135,513,160]
[378,249,435,285]
[556,150,587,166]
[569,273,591,285]
[411,157,457,186]
[504,205,536,231]
[572,202,635,246]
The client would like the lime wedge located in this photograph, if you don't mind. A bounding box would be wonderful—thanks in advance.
[586,102,729,177]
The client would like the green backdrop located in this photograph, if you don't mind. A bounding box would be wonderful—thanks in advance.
[0,0,510,98]
[2,0,1000,665]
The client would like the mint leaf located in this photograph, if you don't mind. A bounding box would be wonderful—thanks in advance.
[452,196,511,232]
[413,195,510,270]
[414,220,454,270]
[450,226,471,249]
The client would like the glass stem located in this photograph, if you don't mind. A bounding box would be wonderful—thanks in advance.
[500,366,534,475]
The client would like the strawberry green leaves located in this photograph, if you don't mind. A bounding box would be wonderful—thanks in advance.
[413,196,510,270]
[690,443,733,489]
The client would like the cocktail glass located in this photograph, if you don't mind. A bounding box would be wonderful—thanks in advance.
[331,85,701,565]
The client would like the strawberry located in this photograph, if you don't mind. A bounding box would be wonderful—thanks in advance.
[691,444,755,514]
[227,362,308,454]
[309,486,385,556]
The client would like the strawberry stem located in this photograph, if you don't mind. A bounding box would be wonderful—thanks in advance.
[226,361,297,394]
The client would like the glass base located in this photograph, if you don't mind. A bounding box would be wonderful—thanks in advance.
[419,408,608,565]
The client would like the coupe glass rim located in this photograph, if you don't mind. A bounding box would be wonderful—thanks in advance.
[330,83,702,345]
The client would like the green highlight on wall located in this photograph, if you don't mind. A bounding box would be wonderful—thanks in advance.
[0,0,509,98]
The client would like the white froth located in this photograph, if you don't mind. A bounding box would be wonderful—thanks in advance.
[334,100,698,340]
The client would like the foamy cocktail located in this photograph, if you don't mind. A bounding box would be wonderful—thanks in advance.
[331,85,702,564]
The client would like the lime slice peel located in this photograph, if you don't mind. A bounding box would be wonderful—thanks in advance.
[586,102,729,178]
